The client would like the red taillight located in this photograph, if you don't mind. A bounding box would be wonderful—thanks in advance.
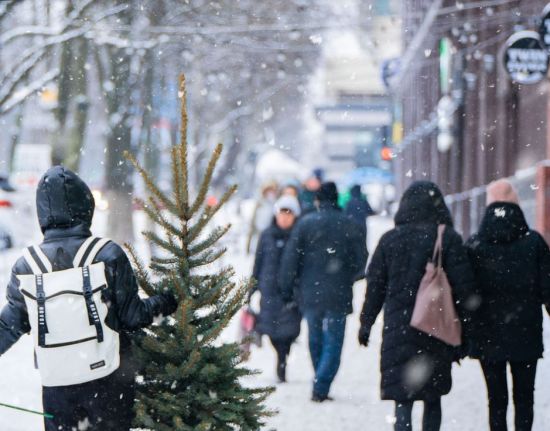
[0,200,12,208]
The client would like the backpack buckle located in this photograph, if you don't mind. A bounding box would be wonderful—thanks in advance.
[36,290,46,303]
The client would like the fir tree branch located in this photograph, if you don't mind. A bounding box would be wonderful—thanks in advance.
[149,263,176,277]
[142,230,187,258]
[150,256,179,265]
[189,224,231,257]
[125,243,156,297]
[194,275,231,309]
[141,196,183,239]
[188,143,223,218]
[125,150,180,216]
[187,185,237,243]
[178,74,189,215]
[189,248,227,268]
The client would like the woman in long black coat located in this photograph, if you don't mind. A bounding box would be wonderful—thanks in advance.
[466,180,550,431]
[358,181,476,431]
[252,195,302,382]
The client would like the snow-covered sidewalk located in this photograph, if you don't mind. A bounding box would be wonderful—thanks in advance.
[240,216,550,431]
[2,215,550,430]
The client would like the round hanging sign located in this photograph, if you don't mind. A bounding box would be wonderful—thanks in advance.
[539,3,550,49]
[503,31,549,85]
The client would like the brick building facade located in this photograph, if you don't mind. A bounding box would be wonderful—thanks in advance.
[393,0,550,238]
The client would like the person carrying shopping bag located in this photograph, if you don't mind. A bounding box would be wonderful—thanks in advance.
[358,181,476,431]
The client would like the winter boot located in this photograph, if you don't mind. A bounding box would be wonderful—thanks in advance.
[311,393,334,403]
[276,360,287,383]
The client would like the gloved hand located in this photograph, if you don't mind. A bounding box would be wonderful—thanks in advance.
[358,326,370,347]
[158,292,178,316]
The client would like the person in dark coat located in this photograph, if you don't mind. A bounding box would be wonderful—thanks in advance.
[466,180,550,431]
[298,170,322,215]
[252,195,302,383]
[344,184,375,239]
[280,182,368,402]
[358,181,476,431]
[0,166,178,431]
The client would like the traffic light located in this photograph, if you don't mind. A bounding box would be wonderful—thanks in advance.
[381,146,393,161]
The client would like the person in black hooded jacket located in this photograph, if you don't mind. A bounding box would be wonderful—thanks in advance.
[466,180,550,431]
[358,181,476,431]
[0,166,177,431]
[251,195,302,383]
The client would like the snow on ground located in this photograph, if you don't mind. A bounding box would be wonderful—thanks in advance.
[2,214,550,430]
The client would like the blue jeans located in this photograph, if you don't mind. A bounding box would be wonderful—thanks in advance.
[304,309,347,397]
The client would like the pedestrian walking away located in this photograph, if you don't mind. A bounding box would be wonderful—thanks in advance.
[298,170,323,216]
[246,181,279,254]
[358,181,476,431]
[251,194,302,383]
[466,179,550,431]
[344,184,375,243]
[280,181,368,402]
[0,166,178,431]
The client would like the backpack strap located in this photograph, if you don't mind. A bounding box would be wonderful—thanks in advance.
[73,237,99,268]
[35,274,49,347]
[83,238,110,267]
[432,225,446,268]
[23,245,52,274]
[74,237,110,344]
[82,266,104,343]
[73,237,111,268]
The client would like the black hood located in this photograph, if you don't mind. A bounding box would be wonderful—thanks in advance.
[316,182,339,204]
[394,181,453,227]
[478,202,529,243]
[350,185,362,198]
[36,166,95,233]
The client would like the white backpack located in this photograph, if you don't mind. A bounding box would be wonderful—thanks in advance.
[17,237,120,387]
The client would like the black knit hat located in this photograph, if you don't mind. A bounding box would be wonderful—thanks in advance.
[316,181,338,203]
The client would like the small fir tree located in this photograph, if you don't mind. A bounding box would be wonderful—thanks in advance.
[125,74,273,430]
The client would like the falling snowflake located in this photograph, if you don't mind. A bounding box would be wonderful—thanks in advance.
[494,207,506,218]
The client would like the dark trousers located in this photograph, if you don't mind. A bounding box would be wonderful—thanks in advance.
[43,370,135,431]
[480,360,537,431]
[270,337,293,381]
[304,309,346,397]
[270,337,292,366]
[394,399,442,431]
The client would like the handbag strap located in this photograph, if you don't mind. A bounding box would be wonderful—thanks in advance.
[431,224,446,268]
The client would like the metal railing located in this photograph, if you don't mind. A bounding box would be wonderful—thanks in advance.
[446,166,538,238]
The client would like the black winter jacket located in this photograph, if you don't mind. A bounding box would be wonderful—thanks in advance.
[252,222,301,340]
[0,167,173,365]
[466,202,550,362]
[279,202,368,315]
[344,186,375,230]
[360,181,476,401]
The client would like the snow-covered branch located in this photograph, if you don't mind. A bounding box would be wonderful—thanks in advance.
[0,1,128,115]
[0,68,60,115]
